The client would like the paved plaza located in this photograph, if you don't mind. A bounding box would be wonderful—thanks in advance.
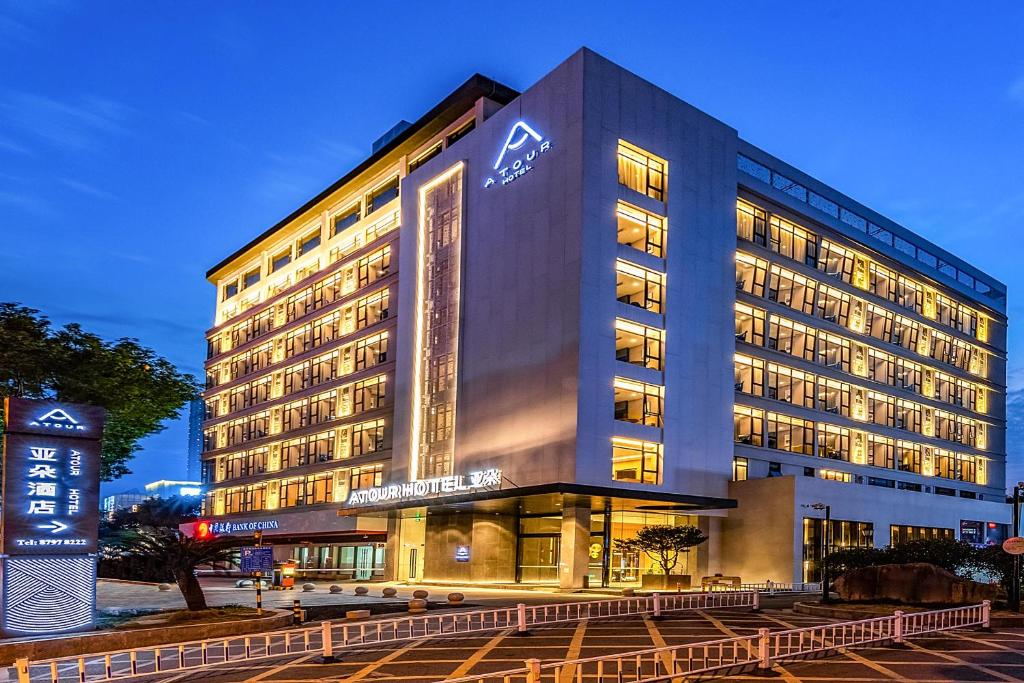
[101,596,1024,683]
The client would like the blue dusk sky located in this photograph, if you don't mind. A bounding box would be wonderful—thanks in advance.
[2,2,1022,496]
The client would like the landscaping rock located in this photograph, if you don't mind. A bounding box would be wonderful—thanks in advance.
[447,592,464,604]
[329,585,343,594]
[382,587,398,598]
[354,586,369,595]
[834,562,1000,605]
[157,584,173,592]
[301,583,316,592]
[412,589,429,599]
[408,598,427,614]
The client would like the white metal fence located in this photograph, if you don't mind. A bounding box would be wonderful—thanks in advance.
[440,601,992,683]
[10,591,757,682]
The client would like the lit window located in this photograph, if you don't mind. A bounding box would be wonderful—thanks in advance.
[298,232,321,256]
[408,144,442,174]
[732,457,748,482]
[615,319,664,370]
[616,202,665,257]
[222,281,239,300]
[368,177,399,213]
[272,250,292,272]
[332,204,361,235]
[611,437,662,485]
[617,141,665,201]
[615,260,664,313]
[613,377,663,427]
[242,269,261,290]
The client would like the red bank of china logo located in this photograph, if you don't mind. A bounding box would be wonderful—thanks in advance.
[484,121,552,188]
[30,408,85,431]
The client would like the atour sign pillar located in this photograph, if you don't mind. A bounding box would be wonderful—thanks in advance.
[1,397,105,636]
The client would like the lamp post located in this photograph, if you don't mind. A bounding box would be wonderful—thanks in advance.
[804,503,831,603]
[1012,484,1022,612]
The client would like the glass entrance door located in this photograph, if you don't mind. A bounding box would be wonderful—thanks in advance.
[355,545,374,580]
[517,536,560,583]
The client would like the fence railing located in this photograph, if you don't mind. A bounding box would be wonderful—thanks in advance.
[706,581,821,594]
[440,600,992,683]
[11,591,757,682]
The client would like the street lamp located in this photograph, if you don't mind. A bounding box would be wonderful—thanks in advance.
[1012,483,1023,612]
[803,503,831,603]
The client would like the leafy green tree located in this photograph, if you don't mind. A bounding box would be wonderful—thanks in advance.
[615,524,707,575]
[0,303,198,480]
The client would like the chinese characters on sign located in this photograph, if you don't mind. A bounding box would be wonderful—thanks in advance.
[1,398,104,636]
[345,469,502,506]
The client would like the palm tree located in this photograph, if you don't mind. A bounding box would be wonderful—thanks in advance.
[114,528,237,610]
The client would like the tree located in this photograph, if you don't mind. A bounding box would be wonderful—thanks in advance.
[615,524,708,575]
[0,303,199,480]
[111,528,237,610]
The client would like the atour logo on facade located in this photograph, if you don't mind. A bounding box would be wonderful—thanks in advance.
[30,409,86,432]
[484,121,552,188]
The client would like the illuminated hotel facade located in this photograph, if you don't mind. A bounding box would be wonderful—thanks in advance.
[199,49,1009,586]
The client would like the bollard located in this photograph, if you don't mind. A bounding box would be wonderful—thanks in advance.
[320,620,339,663]
[525,657,541,683]
[293,599,303,625]
[757,628,771,671]
[515,602,529,636]
[653,592,661,619]
[982,600,992,630]
[893,610,905,645]
[767,580,774,595]
[752,589,760,612]
[14,658,28,683]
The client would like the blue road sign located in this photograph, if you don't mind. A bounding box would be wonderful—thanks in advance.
[240,546,273,574]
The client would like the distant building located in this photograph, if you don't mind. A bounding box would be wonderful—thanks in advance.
[102,480,203,517]
[186,397,204,483]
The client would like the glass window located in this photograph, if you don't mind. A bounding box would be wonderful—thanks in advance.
[767,363,814,408]
[615,260,664,313]
[242,269,261,289]
[736,200,767,246]
[817,378,850,416]
[734,406,764,446]
[351,419,386,457]
[817,240,853,282]
[332,204,361,235]
[735,303,765,346]
[866,434,895,469]
[768,412,815,455]
[613,378,664,427]
[272,250,292,272]
[735,252,767,297]
[734,354,764,396]
[223,281,239,300]
[299,231,321,256]
[611,438,662,485]
[732,457,748,482]
[768,316,815,361]
[408,143,442,174]
[617,141,665,201]
[368,177,399,213]
[446,119,475,147]
[768,265,815,315]
[614,319,664,370]
[817,332,851,372]
[770,216,818,267]
[616,202,666,257]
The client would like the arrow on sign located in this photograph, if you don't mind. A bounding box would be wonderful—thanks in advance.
[37,521,69,533]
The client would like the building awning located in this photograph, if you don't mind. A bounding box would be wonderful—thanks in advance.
[337,482,736,518]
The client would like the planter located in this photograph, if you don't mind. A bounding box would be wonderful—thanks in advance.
[641,574,691,591]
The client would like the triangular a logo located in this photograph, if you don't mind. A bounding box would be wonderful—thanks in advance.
[35,409,78,425]
[493,121,544,170]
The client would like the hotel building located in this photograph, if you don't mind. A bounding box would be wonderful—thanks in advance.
[198,48,1009,587]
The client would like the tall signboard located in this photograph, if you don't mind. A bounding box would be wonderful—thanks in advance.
[1,397,104,636]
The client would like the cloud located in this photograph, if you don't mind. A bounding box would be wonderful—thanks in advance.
[0,92,132,153]
[59,177,118,201]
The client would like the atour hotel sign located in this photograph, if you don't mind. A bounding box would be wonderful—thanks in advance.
[346,469,502,507]
[1,397,105,636]
[483,121,552,188]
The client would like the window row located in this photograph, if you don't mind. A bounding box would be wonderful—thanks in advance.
[732,406,986,483]
[736,200,989,342]
[212,463,385,514]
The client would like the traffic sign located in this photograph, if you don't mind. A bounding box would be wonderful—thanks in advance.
[240,546,273,574]
[1002,537,1024,555]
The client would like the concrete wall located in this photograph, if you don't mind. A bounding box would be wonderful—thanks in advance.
[721,477,799,584]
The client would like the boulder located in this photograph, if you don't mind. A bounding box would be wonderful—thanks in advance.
[834,563,1000,605]
[157,583,173,592]
[447,592,465,604]
[408,598,428,614]
[302,583,316,592]
[412,589,429,599]
[354,586,369,595]
[382,587,398,598]
[329,585,343,594]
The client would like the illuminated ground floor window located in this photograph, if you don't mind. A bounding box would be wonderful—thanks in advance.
[802,517,874,583]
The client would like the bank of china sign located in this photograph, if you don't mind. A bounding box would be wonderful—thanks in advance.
[484,121,552,188]
[346,469,502,507]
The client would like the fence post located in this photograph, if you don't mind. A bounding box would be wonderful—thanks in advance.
[14,658,28,683]
[767,580,774,595]
[516,603,529,636]
[982,600,992,630]
[894,610,905,645]
[653,592,662,619]
[321,620,339,662]
[757,628,771,671]
[293,599,303,625]
[525,657,541,683]
[752,589,760,612]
